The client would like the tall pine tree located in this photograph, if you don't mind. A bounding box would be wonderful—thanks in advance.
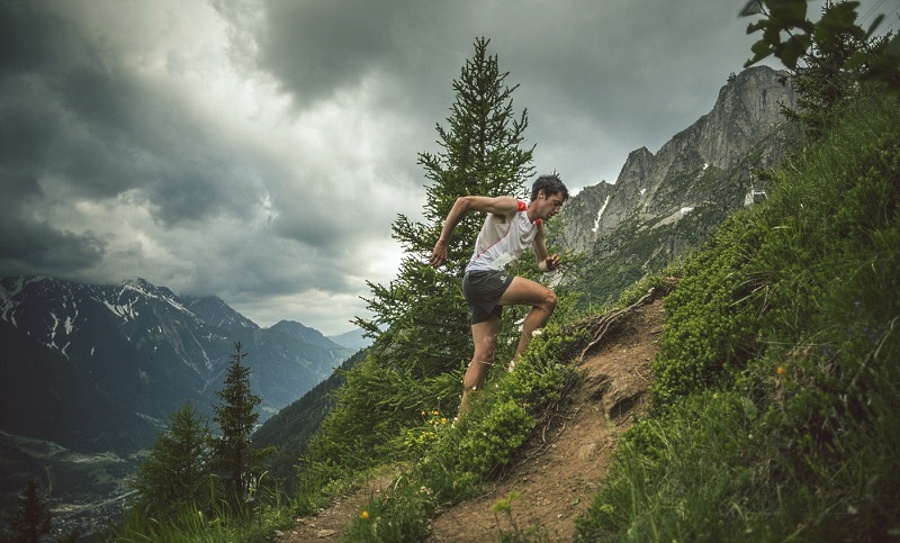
[305,38,535,468]
[355,36,534,383]
[305,36,535,481]
[210,342,265,509]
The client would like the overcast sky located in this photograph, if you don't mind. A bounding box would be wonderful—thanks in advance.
[1,0,896,335]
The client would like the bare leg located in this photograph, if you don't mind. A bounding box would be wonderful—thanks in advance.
[460,315,500,414]
[498,276,557,359]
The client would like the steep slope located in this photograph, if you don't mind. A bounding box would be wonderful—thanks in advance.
[275,295,665,542]
[253,350,366,491]
[0,320,156,456]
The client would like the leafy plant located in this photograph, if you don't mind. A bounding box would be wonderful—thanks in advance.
[741,0,899,96]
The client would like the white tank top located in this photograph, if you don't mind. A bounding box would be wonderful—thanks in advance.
[466,200,541,273]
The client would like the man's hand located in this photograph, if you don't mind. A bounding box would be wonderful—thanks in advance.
[543,254,561,272]
[430,240,448,268]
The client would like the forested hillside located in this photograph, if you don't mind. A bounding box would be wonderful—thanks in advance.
[252,350,367,490]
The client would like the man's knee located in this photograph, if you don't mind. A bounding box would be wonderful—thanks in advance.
[543,289,558,312]
[472,345,496,364]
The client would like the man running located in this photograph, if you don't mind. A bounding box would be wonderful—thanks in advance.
[430,174,569,412]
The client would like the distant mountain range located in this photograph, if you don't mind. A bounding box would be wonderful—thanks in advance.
[0,275,366,456]
[0,274,373,519]
[327,327,372,352]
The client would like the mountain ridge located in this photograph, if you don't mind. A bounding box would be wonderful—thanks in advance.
[560,65,795,253]
[0,274,357,517]
[1,275,352,439]
[557,65,798,307]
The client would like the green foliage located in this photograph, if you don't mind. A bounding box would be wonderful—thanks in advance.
[649,209,769,411]
[782,2,870,138]
[741,0,899,96]
[116,487,294,543]
[210,342,270,510]
[577,89,900,542]
[121,343,282,540]
[344,478,434,543]
[132,402,211,520]
[457,400,535,478]
[338,323,582,543]
[250,350,364,494]
[576,391,776,542]
[499,323,584,409]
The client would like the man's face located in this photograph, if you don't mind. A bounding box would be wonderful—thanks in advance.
[538,190,565,219]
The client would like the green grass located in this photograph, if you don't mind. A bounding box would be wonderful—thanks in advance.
[112,476,295,543]
[576,91,900,542]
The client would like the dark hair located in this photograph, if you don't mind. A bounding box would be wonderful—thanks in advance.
[531,173,569,201]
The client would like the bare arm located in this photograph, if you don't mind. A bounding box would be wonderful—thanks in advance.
[430,196,520,268]
[532,223,560,272]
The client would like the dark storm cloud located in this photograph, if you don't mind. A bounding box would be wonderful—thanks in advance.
[1,0,892,334]
[248,0,771,187]
[0,202,105,276]
[0,0,267,227]
[256,0,461,106]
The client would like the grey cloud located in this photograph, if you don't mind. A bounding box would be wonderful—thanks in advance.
[256,0,461,106]
[0,213,105,275]
[0,0,75,76]
[247,0,766,189]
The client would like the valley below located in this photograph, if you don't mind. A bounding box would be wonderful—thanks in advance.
[1,431,142,540]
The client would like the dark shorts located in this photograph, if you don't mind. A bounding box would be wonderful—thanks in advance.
[462,270,514,325]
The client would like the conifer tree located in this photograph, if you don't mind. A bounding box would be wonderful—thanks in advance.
[304,37,536,477]
[779,2,873,138]
[132,402,209,518]
[4,479,51,543]
[356,36,534,382]
[210,342,265,509]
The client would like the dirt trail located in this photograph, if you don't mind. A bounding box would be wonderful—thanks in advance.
[276,296,664,542]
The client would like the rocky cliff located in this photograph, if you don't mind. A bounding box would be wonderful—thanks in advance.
[560,65,796,253]
[558,66,797,305]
